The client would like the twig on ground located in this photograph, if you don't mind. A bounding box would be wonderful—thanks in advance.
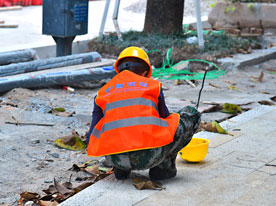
[5,121,55,126]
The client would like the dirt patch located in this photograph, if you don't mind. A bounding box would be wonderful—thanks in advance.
[89,31,257,68]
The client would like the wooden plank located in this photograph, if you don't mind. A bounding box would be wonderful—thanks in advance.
[0,25,18,28]
[0,6,22,12]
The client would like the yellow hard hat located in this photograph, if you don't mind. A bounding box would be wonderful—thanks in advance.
[114,46,152,78]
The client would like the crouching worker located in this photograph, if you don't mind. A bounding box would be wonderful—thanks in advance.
[87,46,201,181]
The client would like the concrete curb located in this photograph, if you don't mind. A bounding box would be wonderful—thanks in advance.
[218,46,276,71]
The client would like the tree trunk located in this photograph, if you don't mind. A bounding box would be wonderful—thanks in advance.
[144,0,185,34]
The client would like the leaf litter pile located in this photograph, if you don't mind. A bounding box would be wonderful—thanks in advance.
[18,159,113,206]
[18,129,165,206]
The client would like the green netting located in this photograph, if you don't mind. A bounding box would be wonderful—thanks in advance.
[182,24,225,36]
[148,48,226,80]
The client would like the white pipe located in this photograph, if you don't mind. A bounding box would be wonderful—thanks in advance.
[99,0,111,39]
[113,0,122,41]
[195,0,204,50]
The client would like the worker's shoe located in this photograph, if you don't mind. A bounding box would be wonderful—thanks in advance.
[149,158,177,181]
[114,167,131,180]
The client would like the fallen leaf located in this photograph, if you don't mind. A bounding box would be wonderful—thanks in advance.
[220,103,242,114]
[60,135,76,146]
[99,166,114,173]
[238,48,248,54]
[62,182,73,190]
[224,80,236,85]
[131,176,165,190]
[258,71,264,82]
[54,178,74,196]
[55,135,86,151]
[270,96,276,102]
[49,108,75,117]
[174,79,181,85]
[250,71,264,83]
[201,121,233,135]
[0,101,18,107]
[261,91,271,94]
[53,107,66,112]
[258,100,275,106]
[227,85,239,90]
[74,182,94,193]
[42,185,58,195]
[71,160,99,172]
[85,165,100,176]
[20,192,40,201]
[39,200,59,206]
[209,82,221,88]
[18,192,40,206]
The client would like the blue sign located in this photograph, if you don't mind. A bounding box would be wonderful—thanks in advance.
[73,0,88,23]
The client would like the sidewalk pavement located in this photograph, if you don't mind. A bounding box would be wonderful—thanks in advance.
[60,105,276,206]
[0,0,199,53]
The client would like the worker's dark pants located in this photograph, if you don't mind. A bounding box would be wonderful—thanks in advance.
[105,106,201,172]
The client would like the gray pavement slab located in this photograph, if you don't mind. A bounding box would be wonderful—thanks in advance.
[218,46,276,70]
[60,106,276,205]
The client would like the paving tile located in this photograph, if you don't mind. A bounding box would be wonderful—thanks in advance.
[135,191,206,206]
[257,158,276,175]
[232,171,276,205]
[209,131,243,148]
[59,174,158,206]
[219,151,266,170]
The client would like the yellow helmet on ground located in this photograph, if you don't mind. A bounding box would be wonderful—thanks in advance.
[114,46,152,78]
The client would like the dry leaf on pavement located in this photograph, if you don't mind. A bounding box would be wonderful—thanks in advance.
[227,85,239,90]
[258,100,275,106]
[250,71,264,83]
[209,82,221,88]
[131,175,165,190]
[49,107,75,117]
[224,80,236,85]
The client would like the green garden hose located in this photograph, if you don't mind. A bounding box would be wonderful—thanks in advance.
[147,48,225,80]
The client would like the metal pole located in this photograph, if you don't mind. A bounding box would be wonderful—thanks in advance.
[99,0,111,39]
[113,0,122,41]
[53,36,76,57]
[195,0,204,50]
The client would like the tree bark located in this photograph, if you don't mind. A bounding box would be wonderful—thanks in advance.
[144,0,185,34]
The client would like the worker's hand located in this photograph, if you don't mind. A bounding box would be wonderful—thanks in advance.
[177,106,201,133]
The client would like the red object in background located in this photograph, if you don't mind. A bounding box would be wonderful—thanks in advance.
[0,0,38,6]
[22,0,32,6]
[31,0,42,5]
[10,0,21,5]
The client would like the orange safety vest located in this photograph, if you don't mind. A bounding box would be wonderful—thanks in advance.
[87,70,180,157]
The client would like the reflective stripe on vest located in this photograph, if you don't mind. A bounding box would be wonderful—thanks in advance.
[92,116,169,139]
[104,97,158,114]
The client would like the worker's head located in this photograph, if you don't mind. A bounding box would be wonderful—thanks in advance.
[114,46,152,77]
